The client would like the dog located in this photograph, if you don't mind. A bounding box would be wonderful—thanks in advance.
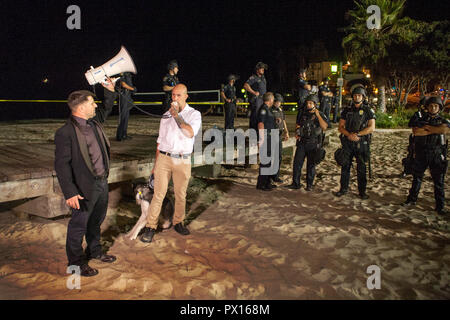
[126,183,174,240]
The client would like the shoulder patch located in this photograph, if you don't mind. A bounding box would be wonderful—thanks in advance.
[260,109,267,115]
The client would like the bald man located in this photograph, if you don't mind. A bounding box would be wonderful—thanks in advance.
[141,84,202,243]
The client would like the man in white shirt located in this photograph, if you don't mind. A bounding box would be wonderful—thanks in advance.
[141,84,202,243]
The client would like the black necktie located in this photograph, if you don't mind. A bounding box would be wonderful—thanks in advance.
[87,119,108,174]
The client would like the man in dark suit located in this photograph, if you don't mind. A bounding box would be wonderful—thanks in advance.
[55,85,117,277]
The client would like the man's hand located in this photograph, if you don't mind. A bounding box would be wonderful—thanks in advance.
[305,84,312,90]
[347,133,360,142]
[101,77,116,92]
[66,194,84,210]
[169,102,180,117]
[254,91,260,97]
[413,127,431,136]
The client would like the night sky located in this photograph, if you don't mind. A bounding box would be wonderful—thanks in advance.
[1,0,447,100]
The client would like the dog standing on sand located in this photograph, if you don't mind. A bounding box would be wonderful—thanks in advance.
[126,183,174,240]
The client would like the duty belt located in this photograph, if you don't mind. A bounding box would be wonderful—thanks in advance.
[160,151,191,159]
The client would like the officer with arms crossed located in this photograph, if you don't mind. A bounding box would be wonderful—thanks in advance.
[287,94,329,190]
[403,96,449,215]
[333,87,375,199]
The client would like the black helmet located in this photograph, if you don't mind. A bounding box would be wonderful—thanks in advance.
[352,86,367,97]
[255,61,268,70]
[425,96,444,111]
[227,74,239,82]
[305,94,319,105]
[274,93,284,103]
[322,76,330,82]
[167,60,179,71]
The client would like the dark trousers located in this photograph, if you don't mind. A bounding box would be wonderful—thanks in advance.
[292,143,317,187]
[320,99,331,121]
[272,137,283,180]
[340,141,368,194]
[249,97,263,131]
[66,179,109,266]
[407,151,446,210]
[257,135,273,188]
[116,93,132,140]
[332,105,339,123]
[224,102,236,129]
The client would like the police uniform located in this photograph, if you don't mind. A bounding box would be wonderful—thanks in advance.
[331,93,339,123]
[256,103,278,190]
[319,84,332,121]
[270,105,286,181]
[297,78,309,109]
[246,74,267,130]
[162,73,180,113]
[338,102,375,196]
[291,108,329,189]
[222,83,237,129]
[406,112,449,213]
[116,72,134,141]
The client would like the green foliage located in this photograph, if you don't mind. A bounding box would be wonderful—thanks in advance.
[375,108,415,128]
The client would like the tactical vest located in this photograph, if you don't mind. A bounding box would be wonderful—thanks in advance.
[298,112,323,145]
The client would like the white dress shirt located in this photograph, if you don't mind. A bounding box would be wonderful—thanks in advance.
[157,103,202,154]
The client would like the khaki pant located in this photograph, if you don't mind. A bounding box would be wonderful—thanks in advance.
[146,153,191,229]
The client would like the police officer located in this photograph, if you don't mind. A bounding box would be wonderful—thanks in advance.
[297,68,311,110]
[402,96,428,177]
[331,88,340,123]
[287,94,329,190]
[271,93,289,183]
[162,60,180,113]
[256,92,278,191]
[116,72,137,141]
[319,77,333,121]
[403,96,449,215]
[221,74,238,130]
[244,62,268,131]
[333,87,376,199]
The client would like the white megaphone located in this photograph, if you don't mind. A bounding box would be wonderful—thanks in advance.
[84,46,137,85]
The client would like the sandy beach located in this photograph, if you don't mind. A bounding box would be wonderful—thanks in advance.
[0,115,448,299]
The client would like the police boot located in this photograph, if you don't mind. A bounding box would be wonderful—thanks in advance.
[305,185,313,191]
[401,198,417,207]
[359,193,369,200]
[333,189,348,197]
[436,208,447,216]
[286,183,301,190]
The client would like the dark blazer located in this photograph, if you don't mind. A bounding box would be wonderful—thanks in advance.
[54,116,111,200]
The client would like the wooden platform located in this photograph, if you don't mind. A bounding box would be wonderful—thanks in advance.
[0,134,297,204]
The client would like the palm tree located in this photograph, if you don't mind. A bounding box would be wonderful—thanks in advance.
[342,0,406,113]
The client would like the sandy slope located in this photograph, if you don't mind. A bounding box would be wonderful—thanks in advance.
[0,117,448,299]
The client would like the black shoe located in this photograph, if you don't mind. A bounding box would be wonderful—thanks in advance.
[286,183,301,190]
[305,185,313,191]
[257,184,272,191]
[436,208,447,215]
[140,227,156,243]
[90,254,116,263]
[333,190,348,197]
[359,193,369,200]
[268,183,277,189]
[79,264,98,277]
[401,199,416,207]
[272,177,283,183]
[123,135,133,140]
[174,223,190,235]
